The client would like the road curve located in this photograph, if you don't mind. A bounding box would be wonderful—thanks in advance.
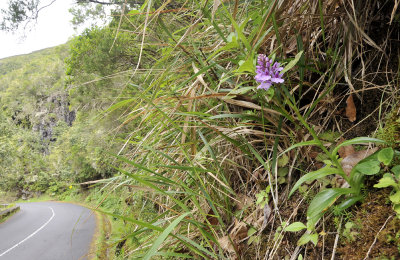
[0,201,97,260]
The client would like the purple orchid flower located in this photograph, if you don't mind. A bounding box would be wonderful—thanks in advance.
[255,54,284,90]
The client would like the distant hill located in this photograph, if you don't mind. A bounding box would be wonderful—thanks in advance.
[0,44,69,76]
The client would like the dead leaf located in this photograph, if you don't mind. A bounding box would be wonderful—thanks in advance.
[218,236,236,254]
[337,138,355,158]
[309,151,319,159]
[345,94,357,122]
[206,209,219,226]
[340,147,378,175]
[235,193,254,211]
[261,203,272,230]
[230,219,248,242]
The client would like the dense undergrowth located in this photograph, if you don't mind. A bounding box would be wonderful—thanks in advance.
[1,0,400,259]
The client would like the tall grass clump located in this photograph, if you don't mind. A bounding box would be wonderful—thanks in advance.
[96,0,400,258]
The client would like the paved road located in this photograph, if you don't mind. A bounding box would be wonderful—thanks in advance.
[0,201,97,260]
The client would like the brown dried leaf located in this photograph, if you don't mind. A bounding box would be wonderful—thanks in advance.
[234,193,254,211]
[230,219,248,242]
[206,209,219,226]
[340,147,379,175]
[345,94,357,122]
[309,151,319,159]
[218,236,236,254]
[337,138,356,158]
[261,203,272,230]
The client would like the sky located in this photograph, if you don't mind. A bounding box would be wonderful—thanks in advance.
[0,0,78,59]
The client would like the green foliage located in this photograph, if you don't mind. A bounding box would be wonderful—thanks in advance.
[256,185,271,209]
[374,152,400,218]
[2,0,399,258]
[0,43,118,194]
[342,221,360,242]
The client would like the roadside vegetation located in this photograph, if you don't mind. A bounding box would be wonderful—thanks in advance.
[1,0,400,259]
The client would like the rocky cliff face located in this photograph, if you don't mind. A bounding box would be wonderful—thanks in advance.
[32,93,75,154]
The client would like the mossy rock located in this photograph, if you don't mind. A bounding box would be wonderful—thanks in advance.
[378,105,400,148]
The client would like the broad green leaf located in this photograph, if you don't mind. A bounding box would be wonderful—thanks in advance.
[310,233,319,245]
[374,176,397,188]
[394,204,400,215]
[297,232,318,246]
[354,160,380,175]
[278,167,289,177]
[349,171,364,191]
[128,9,140,15]
[278,154,289,167]
[378,148,394,165]
[307,188,351,220]
[284,222,307,232]
[332,137,386,156]
[335,195,363,212]
[390,191,400,204]
[392,165,400,179]
[289,167,338,198]
[247,227,257,236]
[144,212,190,260]
[221,4,251,50]
[236,56,255,73]
[281,51,304,74]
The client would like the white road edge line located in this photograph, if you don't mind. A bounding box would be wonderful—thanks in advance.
[0,206,55,258]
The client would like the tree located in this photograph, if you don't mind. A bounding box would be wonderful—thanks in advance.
[0,0,145,32]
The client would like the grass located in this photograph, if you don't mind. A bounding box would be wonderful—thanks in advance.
[0,203,20,223]
[84,0,400,258]
[2,0,398,259]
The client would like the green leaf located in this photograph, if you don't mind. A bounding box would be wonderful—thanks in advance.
[310,233,319,245]
[307,188,351,220]
[394,204,400,215]
[354,160,381,175]
[335,195,363,212]
[157,165,212,173]
[281,51,304,74]
[390,191,400,204]
[247,227,257,236]
[278,154,289,167]
[392,165,400,179]
[284,222,307,232]
[236,56,255,73]
[143,212,190,260]
[153,252,192,258]
[228,86,254,95]
[289,167,338,198]
[378,148,394,165]
[349,171,365,191]
[332,137,386,156]
[280,139,320,158]
[278,167,289,177]
[374,176,397,188]
[297,232,318,246]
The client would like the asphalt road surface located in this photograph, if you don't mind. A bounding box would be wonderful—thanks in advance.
[0,201,97,260]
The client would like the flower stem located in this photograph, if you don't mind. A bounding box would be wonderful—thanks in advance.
[278,88,349,183]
